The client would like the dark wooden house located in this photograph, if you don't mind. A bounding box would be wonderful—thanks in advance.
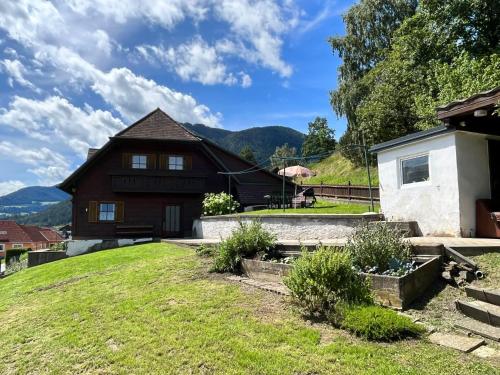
[59,109,292,239]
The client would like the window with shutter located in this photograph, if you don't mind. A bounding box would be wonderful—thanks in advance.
[122,153,132,168]
[147,154,157,169]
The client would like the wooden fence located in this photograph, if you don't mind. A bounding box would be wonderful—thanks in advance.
[301,182,379,202]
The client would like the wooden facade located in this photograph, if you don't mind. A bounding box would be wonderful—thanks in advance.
[60,109,292,239]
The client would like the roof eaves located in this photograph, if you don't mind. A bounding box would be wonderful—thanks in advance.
[369,125,454,153]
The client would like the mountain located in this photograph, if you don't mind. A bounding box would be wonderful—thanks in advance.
[184,123,305,162]
[0,186,70,218]
[12,200,72,227]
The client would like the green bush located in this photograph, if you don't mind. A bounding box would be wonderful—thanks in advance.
[284,247,372,315]
[194,244,215,257]
[345,222,412,273]
[211,221,276,273]
[202,192,240,216]
[340,305,425,341]
[6,248,29,264]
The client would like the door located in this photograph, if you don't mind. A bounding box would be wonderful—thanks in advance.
[164,205,182,237]
[489,140,500,203]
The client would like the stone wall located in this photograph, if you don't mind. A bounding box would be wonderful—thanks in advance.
[192,213,384,240]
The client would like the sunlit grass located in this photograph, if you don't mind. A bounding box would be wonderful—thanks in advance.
[0,243,495,374]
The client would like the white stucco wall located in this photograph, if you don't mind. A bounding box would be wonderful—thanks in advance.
[377,133,461,236]
[193,214,383,240]
[455,132,491,236]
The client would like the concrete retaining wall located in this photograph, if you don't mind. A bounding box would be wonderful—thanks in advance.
[193,213,383,240]
[66,238,153,257]
[28,251,67,267]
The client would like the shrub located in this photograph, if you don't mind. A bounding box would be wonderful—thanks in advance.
[284,247,372,315]
[211,221,276,273]
[6,248,29,264]
[345,222,412,273]
[194,244,215,257]
[340,305,425,341]
[202,192,240,216]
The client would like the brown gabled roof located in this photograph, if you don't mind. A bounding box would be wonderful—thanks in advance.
[87,148,99,160]
[114,108,200,141]
[39,228,64,242]
[437,86,500,120]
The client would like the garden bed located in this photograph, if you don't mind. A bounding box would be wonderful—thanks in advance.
[241,255,442,310]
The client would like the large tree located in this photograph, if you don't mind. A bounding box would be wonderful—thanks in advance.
[330,0,500,164]
[302,117,336,159]
[270,143,297,170]
[239,145,257,164]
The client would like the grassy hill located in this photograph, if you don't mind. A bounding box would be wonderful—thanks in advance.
[12,200,71,226]
[0,243,495,373]
[0,186,69,218]
[300,153,379,186]
[184,123,305,161]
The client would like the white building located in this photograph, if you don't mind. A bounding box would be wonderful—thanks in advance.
[370,87,500,237]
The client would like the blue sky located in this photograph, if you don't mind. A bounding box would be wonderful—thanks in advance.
[0,0,354,195]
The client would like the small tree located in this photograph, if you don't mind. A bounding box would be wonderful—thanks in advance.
[270,143,297,170]
[302,117,336,159]
[240,145,257,164]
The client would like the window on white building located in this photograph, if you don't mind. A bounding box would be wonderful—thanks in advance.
[169,156,184,170]
[132,155,147,169]
[401,154,430,185]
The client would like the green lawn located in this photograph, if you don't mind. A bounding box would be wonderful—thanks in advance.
[0,244,496,374]
[246,199,380,215]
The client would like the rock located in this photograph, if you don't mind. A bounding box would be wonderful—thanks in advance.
[429,332,484,353]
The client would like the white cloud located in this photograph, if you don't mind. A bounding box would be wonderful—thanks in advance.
[0,180,26,196]
[65,0,209,29]
[213,0,298,77]
[1,59,39,92]
[0,96,125,156]
[92,67,222,126]
[240,72,252,88]
[0,141,71,185]
[137,38,251,87]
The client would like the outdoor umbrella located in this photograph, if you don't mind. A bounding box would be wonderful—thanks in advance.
[277,165,315,208]
[277,165,315,178]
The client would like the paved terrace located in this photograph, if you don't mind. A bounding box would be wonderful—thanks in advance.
[164,237,500,253]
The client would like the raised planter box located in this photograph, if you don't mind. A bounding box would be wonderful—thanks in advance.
[362,256,442,310]
[241,255,442,310]
[241,259,292,283]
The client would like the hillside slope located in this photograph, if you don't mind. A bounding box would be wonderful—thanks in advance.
[184,123,305,161]
[301,153,379,186]
[0,186,70,217]
[0,244,494,373]
[12,200,71,226]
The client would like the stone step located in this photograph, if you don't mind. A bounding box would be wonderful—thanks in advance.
[455,318,500,341]
[428,332,484,353]
[465,286,500,306]
[456,300,500,327]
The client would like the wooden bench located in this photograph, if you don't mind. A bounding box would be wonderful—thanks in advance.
[115,224,154,237]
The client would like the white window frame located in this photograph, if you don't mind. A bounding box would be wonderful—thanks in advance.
[12,243,23,249]
[168,155,184,170]
[131,154,147,169]
[0,244,4,252]
[99,203,116,222]
[399,153,431,188]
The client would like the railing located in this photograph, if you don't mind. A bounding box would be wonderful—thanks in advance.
[301,182,379,202]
